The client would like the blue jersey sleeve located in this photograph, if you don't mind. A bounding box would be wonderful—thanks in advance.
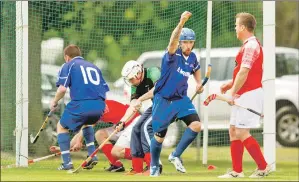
[191,55,200,74]
[163,49,180,64]
[56,63,74,88]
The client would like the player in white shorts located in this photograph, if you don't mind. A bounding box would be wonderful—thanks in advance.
[218,12,271,179]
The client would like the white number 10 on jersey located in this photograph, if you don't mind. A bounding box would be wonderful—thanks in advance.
[80,66,100,85]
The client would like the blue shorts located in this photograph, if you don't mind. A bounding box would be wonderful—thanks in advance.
[152,94,197,133]
[60,99,105,132]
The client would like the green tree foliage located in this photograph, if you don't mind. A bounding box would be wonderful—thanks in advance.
[38,1,207,80]
[276,1,299,49]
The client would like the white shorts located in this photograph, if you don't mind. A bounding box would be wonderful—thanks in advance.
[104,116,140,148]
[230,88,263,128]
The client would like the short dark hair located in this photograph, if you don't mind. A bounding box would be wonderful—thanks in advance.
[64,44,81,58]
[236,12,256,32]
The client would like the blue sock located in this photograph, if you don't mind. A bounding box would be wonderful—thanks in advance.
[57,133,71,165]
[150,137,162,167]
[173,127,198,157]
[82,126,97,158]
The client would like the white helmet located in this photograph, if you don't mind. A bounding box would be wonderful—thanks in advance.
[121,60,143,80]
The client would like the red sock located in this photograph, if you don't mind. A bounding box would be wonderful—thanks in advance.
[132,157,143,173]
[102,144,122,167]
[231,140,244,173]
[243,136,267,170]
[124,148,132,160]
[144,152,151,167]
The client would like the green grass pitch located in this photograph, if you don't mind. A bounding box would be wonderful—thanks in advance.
[1,147,298,181]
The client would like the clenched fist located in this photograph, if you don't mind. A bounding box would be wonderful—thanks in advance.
[180,11,192,24]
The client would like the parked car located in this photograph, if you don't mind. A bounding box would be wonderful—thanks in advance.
[114,47,299,147]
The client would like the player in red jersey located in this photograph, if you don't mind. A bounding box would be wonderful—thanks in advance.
[50,100,140,172]
[218,12,272,179]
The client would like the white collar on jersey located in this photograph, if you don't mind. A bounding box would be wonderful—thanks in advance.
[183,54,189,60]
[243,36,256,44]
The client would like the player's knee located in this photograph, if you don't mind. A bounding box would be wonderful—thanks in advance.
[154,129,167,143]
[95,129,107,143]
[235,128,251,141]
[229,125,237,141]
[56,121,67,133]
[188,121,201,132]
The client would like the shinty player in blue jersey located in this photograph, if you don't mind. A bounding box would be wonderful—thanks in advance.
[50,45,109,170]
[149,11,204,176]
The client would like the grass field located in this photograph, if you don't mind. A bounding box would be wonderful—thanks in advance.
[1,147,298,181]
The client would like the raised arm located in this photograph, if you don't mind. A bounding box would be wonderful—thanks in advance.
[168,11,192,55]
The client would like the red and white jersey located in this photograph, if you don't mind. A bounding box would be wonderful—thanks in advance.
[99,100,139,126]
[233,36,263,95]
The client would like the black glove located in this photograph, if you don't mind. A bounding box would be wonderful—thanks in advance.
[115,121,125,131]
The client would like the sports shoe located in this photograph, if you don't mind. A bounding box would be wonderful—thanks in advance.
[159,160,163,174]
[105,164,125,172]
[57,163,74,170]
[125,168,139,175]
[83,156,98,170]
[150,165,160,177]
[218,169,245,178]
[249,165,272,178]
[168,153,186,173]
[135,166,150,176]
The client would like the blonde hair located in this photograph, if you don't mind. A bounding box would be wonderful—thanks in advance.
[236,12,256,32]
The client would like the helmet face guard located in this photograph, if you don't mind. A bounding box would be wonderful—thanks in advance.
[121,60,143,86]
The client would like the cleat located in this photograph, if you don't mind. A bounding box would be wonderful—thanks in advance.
[82,156,98,170]
[57,163,74,171]
[105,164,125,172]
[136,166,149,176]
[249,165,272,178]
[150,165,160,177]
[218,169,245,178]
[168,153,186,173]
[125,168,139,175]
[159,159,163,174]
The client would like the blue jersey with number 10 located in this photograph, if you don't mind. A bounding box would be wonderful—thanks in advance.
[154,48,200,100]
[56,56,109,101]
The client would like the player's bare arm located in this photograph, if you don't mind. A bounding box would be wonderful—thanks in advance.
[231,67,250,96]
[116,105,136,132]
[129,87,155,111]
[168,11,192,55]
[220,80,233,94]
[193,69,204,94]
[50,85,67,111]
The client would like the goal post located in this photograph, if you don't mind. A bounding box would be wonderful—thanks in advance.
[15,1,29,167]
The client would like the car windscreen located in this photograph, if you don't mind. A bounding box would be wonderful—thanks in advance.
[142,57,162,68]
[276,53,299,77]
[199,57,235,81]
